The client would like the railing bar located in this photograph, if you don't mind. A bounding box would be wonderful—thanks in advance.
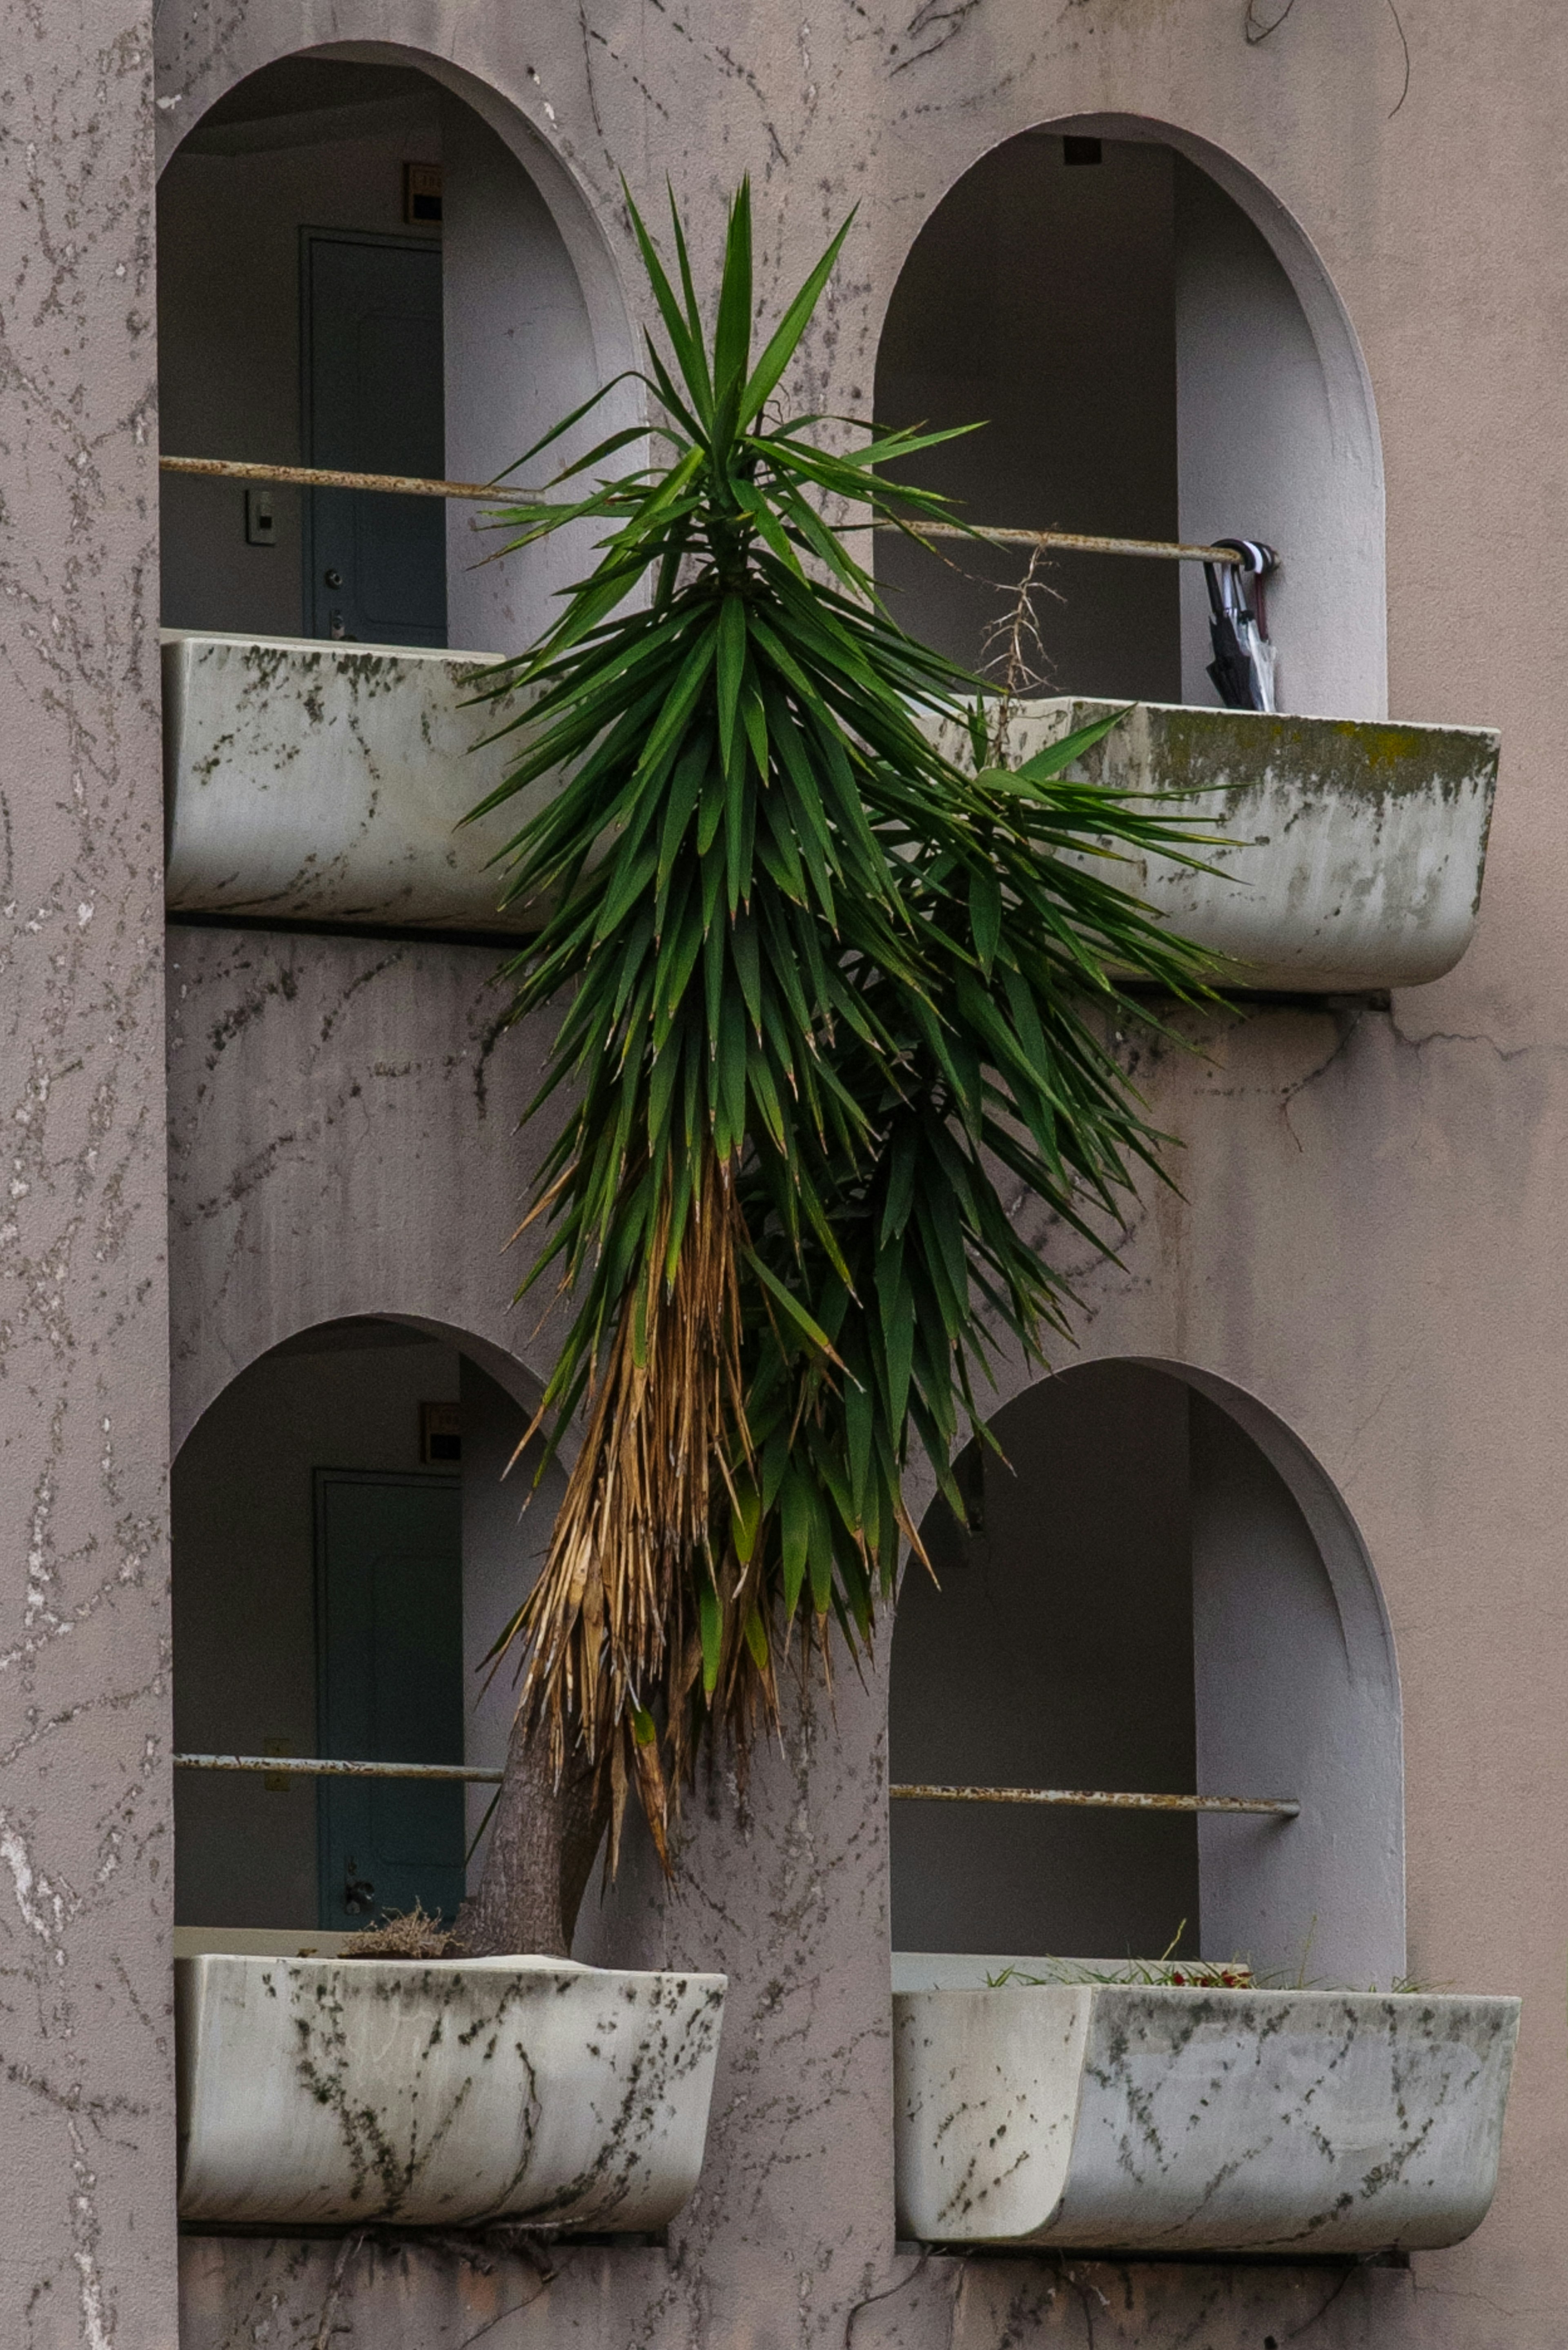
[890,1783,1300,1818]
[156,455,1245,563]
[887,522,1244,564]
[160,455,511,503]
[172,1755,1297,1815]
[175,1753,503,1784]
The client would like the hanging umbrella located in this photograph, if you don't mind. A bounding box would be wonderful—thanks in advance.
[1203,538,1278,712]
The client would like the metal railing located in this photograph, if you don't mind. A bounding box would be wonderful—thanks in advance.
[890,1781,1298,1818]
[172,1752,1298,1817]
[158,454,1248,567]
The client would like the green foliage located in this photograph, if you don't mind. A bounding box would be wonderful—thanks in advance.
[470,179,1216,1835]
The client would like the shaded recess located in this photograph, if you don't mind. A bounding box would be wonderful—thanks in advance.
[889,1359,1405,1987]
[172,1318,559,1934]
[157,49,610,658]
[875,123,1386,719]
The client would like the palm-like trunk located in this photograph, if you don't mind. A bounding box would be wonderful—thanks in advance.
[458,1714,607,1958]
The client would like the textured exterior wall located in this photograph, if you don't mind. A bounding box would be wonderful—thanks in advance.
[172,2233,1455,2347]
[0,0,178,2341]
[156,0,1568,2341]
[164,927,905,2344]
[0,0,1552,2341]
[165,930,564,1439]
[160,972,1549,2350]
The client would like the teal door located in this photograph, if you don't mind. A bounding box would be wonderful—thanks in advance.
[301,231,447,647]
[316,1471,465,1929]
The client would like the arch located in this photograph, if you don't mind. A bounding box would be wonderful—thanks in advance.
[155,34,636,396]
[303,43,637,401]
[874,114,1385,722]
[155,39,640,656]
[172,1314,559,1937]
[172,1303,547,1463]
[889,1358,1405,1991]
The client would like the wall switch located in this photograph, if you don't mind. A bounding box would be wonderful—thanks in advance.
[245,486,276,547]
[421,1400,461,1464]
[404,161,443,225]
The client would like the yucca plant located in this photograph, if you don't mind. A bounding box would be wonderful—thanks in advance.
[457,182,1215,1955]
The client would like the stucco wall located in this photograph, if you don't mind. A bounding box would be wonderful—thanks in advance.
[0,0,178,2341]
[164,925,565,1438]
[155,1,1568,2341]
[158,965,1546,2350]
[457,1357,564,1883]
[179,2232,1429,2347]
[440,95,605,658]
[0,0,1554,2342]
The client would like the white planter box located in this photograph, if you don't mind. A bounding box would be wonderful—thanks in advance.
[176,1953,726,2229]
[978,698,1499,993]
[162,631,540,935]
[893,1984,1519,2254]
[163,639,1499,992]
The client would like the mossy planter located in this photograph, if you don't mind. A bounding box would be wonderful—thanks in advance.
[893,1982,1519,2254]
[938,696,1500,993]
[176,1953,726,2229]
[161,631,541,936]
[164,645,1499,990]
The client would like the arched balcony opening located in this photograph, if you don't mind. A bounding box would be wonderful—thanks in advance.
[889,1358,1405,1992]
[172,1316,556,1945]
[170,1319,730,2234]
[875,120,1387,722]
[157,47,623,661]
[155,46,641,936]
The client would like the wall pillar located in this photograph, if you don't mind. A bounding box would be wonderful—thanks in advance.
[0,5,176,2338]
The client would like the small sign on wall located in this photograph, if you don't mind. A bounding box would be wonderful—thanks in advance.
[404,163,443,225]
[421,1401,461,1465]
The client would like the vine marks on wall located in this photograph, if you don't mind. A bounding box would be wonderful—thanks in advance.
[1244,0,1411,118]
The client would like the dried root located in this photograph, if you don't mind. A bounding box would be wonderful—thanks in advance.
[508,1146,758,1870]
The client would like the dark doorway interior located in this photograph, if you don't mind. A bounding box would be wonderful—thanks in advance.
[315,1469,465,1927]
[890,1362,1200,1962]
[171,1320,465,1931]
[302,231,448,647]
[157,55,447,644]
[172,1322,569,1938]
[875,134,1182,703]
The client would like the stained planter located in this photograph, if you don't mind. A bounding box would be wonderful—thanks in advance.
[162,631,543,933]
[177,1954,726,2227]
[165,644,1498,989]
[893,1985,1519,2254]
[939,698,1500,993]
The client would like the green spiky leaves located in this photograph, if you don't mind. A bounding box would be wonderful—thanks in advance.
[469,180,1215,1854]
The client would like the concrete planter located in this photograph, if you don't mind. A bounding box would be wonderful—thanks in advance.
[164,638,1498,992]
[176,1953,726,2229]
[893,1983,1519,2254]
[972,698,1500,993]
[162,631,540,935]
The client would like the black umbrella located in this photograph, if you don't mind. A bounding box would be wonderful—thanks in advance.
[1203,539,1278,712]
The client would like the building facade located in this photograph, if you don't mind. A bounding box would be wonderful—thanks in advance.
[1,0,1561,2341]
